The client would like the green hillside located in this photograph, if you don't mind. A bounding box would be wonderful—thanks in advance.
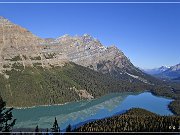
[0,62,150,107]
[75,108,180,132]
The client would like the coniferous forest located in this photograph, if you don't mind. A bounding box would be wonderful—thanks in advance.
[75,108,180,132]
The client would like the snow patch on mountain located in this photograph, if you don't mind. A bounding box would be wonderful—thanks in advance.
[143,66,170,75]
[126,72,152,84]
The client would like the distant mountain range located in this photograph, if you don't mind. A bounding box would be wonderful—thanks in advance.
[143,64,180,80]
[143,66,170,75]
[157,63,180,79]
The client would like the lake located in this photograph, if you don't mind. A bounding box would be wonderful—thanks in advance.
[13,91,173,130]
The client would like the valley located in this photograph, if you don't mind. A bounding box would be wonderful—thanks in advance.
[0,16,180,133]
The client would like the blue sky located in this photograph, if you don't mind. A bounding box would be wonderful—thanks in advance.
[0,2,180,69]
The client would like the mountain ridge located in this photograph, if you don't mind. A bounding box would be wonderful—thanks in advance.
[143,63,180,79]
[0,16,175,109]
[0,16,153,85]
[143,66,170,75]
[157,63,180,79]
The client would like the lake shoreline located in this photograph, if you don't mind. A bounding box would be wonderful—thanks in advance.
[150,90,175,115]
[12,91,174,129]
[9,91,140,109]
[8,102,69,109]
[10,90,174,116]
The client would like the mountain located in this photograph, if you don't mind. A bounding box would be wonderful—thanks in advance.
[157,63,180,79]
[0,16,156,84]
[143,66,170,75]
[143,63,180,80]
[0,16,171,107]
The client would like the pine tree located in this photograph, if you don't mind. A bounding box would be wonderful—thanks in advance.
[0,97,16,133]
[65,124,72,134]
[35,125,39,132]
[35,125,42,135]
[45,128,49,135]
[66,124,72,132]
[51,117,60,135]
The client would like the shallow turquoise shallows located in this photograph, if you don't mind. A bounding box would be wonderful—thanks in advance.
[13,92,173,130]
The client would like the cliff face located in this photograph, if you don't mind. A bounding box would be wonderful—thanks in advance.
[41,34,136,72]
[0,17,68,73]
[0,16,149,83]
[0,16,41,57]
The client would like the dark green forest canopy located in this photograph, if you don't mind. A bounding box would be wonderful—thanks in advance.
[0,62,150,107]
[0,62,180,115]
[75,108,180,132]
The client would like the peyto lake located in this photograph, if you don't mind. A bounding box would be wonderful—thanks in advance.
[13,92,173,130]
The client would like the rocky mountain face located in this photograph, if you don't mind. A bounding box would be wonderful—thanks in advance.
[0,16,48,73]
[0,16,152,84]
[43,34,142,77]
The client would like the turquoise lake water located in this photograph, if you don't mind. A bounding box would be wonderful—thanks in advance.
[13,92,173,130]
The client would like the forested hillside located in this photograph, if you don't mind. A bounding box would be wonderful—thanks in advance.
[0,62,150,107]
[76,108,180,132]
